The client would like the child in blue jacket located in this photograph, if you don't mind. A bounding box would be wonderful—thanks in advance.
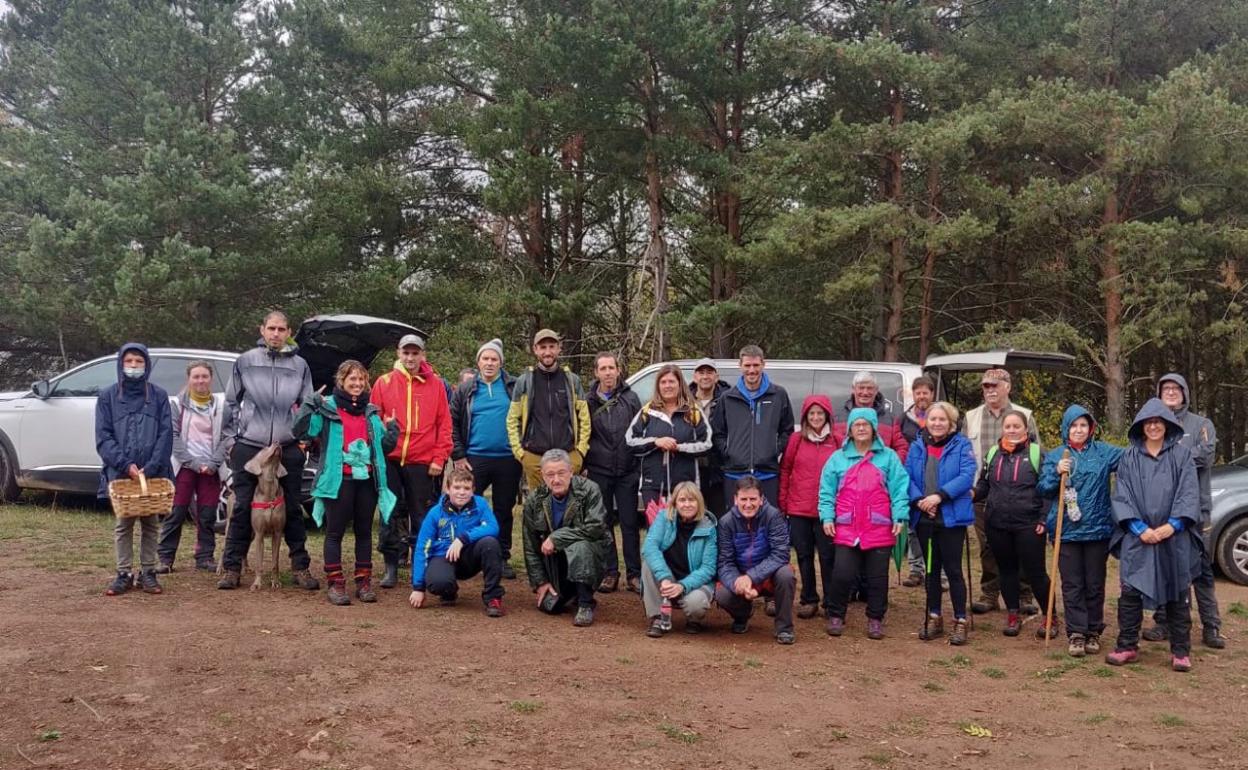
[408,468,506,617]
[1037,405,1124,658]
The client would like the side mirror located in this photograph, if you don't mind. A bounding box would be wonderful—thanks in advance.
[31,380,51,399]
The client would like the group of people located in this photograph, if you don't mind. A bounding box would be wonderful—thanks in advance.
[96,314,1226,670]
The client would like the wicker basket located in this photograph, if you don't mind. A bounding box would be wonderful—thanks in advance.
[108,472,174,519]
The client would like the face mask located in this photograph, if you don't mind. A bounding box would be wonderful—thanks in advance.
[123,367,145,379]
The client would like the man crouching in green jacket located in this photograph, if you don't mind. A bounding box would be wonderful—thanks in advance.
[522,449,608,627]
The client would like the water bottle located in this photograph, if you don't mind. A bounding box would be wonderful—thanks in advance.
[659,597,673,631]
[1064,486,1082,523]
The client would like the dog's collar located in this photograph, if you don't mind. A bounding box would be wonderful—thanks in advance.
[251,496,285,510]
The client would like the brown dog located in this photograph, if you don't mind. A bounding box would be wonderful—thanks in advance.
[243,444,287,590]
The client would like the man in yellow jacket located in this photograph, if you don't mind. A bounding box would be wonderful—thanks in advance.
[507,329,591,491]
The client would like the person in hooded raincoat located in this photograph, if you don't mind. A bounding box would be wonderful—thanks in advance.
[1037,405,1124,658]
[1105,399,1202,673]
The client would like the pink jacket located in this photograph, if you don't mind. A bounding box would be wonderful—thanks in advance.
[832,455,897,550]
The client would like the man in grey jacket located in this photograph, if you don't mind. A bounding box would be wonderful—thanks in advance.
[217,311,320,590]
[1143,373,1226,649]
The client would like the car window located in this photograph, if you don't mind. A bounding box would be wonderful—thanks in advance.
[149,357,193,395]
[765,368,813,417]
[51,360,116,397]
[210,360,232,392]
[814,370,905,414]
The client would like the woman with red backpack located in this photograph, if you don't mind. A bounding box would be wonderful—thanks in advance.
[778,395,837,619]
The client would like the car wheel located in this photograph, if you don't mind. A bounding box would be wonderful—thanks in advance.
[0,445,19,503]
[1217,516,1248,586]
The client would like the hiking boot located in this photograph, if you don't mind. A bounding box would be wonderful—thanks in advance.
[355,574,377,603]
[138,570,163,594]
[155,561,174,575]
[764,599,777,617]
[826,616,844,637]
[1202,627,1227,649]
[625,576,640,594]
[1142,624,1168,642]
[902,570,924,588]
[327,581,351,606]
[485,598,506,618]
[1171,655,1192,672]
[105,571,133,596]
[598,574,620,593]
[1020,599,1040,616]
[1068,633,1086,658]
[685,621,704,634]
[1084,634,1102,654]
[194,560,218,572]
[440,591,459,606]
[501,564,517,580]
[1002,612,1021,637]
[949,618,969,646]
[867,619,884,640]
[776,630,796,645]
[731,619,750,635]
[1035,618,1060,640]
[797,602,819,619]
[573,605,595,627]
[292,569,320,591]
[379,563,399,589]
[971,595,999,614]
[918,614,944,641]
[216,569,241,590]
[647,617,667,638]
[1105,648,1138,666]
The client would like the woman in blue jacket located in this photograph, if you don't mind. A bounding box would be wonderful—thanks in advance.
[904,402,976,645]
[1037,405,1124,658]
[640,481,718,637]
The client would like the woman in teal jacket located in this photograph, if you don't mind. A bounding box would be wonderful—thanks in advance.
[1037,405,1124,658]
[640,481,718,637]
[294,360,398,606]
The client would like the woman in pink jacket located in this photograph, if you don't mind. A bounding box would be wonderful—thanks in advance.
[779,395,837,619]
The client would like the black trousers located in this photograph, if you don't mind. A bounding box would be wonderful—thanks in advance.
[985,524,1051,614]
[222,442,311,571]
[974,502,1035,603]
[1118,583,1192,657]
[724,475,780,508]
[916,519,968,619]
[788,516,834,608]
[828,545,891,621]
[379,461,439,565]
[1151,539,1221,633]
[424,536,505,604]
[538,551,597,612]
[700,472,726,518]
[1058,539,1109,636]
[589,470,641,578]
[470,455,523,560]
[324,478,376,573]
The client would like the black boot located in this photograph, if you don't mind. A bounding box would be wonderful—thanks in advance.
[379,561,399,589]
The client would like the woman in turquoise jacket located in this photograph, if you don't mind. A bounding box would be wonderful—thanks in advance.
[1037,405,1124,658]
[294,360,398,606]
[640,481,718,637]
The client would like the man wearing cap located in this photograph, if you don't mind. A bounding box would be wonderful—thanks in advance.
[691,358,730,516]
[1143,373,1226,649]
[507,329,591,492]
[710,344,795,506]
[370,333,453,588]
[963,368,1040,614]
[451,338,523,579]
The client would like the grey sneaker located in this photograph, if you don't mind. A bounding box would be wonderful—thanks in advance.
[216,569,241,590]
[292,568,321,591]
[573,605,594,627]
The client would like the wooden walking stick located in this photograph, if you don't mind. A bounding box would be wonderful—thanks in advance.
[1044,449,1072,649]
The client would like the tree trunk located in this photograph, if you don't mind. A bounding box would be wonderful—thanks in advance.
[918,164,941,363]
[641,57,670,361]
[1101,187,1126,432]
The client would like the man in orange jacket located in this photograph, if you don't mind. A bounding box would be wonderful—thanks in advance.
[370,334,453,588]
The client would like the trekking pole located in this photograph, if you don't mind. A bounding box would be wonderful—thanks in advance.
[923,533,934,639]
[1044,449,1071,650]
[965,527,974,631]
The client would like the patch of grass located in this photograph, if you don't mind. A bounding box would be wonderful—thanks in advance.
[951,653,973,668]
[1083,713,1111,725]
[1227,601,1248,619]
[1068,689,1090,700]
[1091,666,1116,678]
[1156,714,1187,728]
[616,656,635,665]
[922,681,945,692]
[927,657,950,668]
[37,729,61,742]
[863,751,893,766]
[827,728,849,741]
[1035,658,1085,683]
[886,717,927,737]
[508,700,542,715]
[309,617,334,627]
[659,723,700,744]
[744,658,763,670]
[212,712,236,726]
[981,667,1006,680]
[356,622,377,630]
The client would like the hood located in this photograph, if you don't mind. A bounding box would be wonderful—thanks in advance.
[842,407,885,455]
[115,342,151,386]
[1157,372,1190,412]
[589,379,632,400]
[295,314,426,391]
[1127,398,1185,446]
[391,358,437,382]
[0,390,28,401]
[801,394,834,434]
[1060,404,1097,442]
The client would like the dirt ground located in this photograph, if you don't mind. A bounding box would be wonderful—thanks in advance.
[2,502,1248,770]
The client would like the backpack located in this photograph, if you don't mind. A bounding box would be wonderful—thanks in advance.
[985,443,1040,474]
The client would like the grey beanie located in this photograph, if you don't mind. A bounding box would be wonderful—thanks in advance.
[477,338,504,364]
